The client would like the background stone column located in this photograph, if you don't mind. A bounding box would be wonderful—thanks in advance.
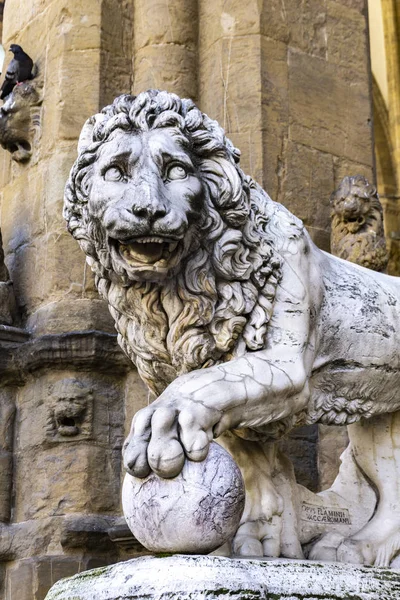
[132,0,198,101]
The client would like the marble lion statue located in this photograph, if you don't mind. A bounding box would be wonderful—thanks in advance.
[64,90,400,567]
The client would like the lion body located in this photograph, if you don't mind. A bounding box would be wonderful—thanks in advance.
[65,91,400,566]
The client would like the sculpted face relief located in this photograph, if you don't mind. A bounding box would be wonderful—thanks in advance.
[65,90,400,567]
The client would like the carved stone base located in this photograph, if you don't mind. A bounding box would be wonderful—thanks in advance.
[44,555,400,599]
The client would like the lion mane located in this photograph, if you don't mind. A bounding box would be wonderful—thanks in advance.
[330,175,388,273]
[64,90,303,396]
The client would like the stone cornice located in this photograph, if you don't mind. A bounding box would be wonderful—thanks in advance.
[0,328,132,384]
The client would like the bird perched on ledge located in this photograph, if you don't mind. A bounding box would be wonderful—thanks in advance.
[0,44,34,100]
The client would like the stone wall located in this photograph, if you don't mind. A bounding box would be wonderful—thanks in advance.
[0,0,374,597]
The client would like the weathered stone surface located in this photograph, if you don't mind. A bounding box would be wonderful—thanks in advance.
[326,0,369,71]
[100,0,134,107]
[60,515,120,551]
[333,157,373,188]
[133,44,197,100]
[199,0,261,52]
[277,140,334,251]
[288,50,373,165]
[6,556,116,600]
[45,555,400,600]
[134,0,197,49]
[133,0,197,100]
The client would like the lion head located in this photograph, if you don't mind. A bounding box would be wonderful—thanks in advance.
[330,175,388,272]
[64,90,303,394]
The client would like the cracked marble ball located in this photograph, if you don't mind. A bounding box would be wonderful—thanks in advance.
[122,441,245,554]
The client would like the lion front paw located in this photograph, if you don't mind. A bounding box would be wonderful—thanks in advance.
[123,388,223,478]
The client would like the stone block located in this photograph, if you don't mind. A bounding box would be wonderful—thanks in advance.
[326,0,369,72]
[35,558,82,600]
[0,147,12,189]
[283,0,327,58]
[0,452,13,522]
[6,559,34,600]
[124,371,152,438]
[228,131,265,190]
[133,44,197,101]
[0,390,15,451]
[1,166,46,254]
[14,370,124,521]
[199,0,261,52]
[46,1,101,53]
[288,50,373,165]
[100,0,134,106]
[200,35,263,135]
[134,0,197,49]
[26,299,113,335]
[277,140,334,244]
[60,514,117,552]
[260,0,290,44]
[57,50,101,142]
[40,148,84,233]
[333,156,373,188]
[333,0,366,11]
[260,36,289,196]
[6,230,90,319]
[14,443,121,520]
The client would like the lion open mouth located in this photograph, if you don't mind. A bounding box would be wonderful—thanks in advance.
[117,237,180,265]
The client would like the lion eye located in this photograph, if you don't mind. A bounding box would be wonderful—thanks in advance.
[167,164,187,180]
[103,166,125,182]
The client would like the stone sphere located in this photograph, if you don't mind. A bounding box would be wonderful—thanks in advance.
[122,442,245,554]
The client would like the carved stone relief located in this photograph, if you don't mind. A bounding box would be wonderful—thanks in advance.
[46,379,93,442]
[0,80,41,163]
[64,91,400,568]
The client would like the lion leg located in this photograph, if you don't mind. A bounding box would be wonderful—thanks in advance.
[218,433,303,559]
[337,412,400,567]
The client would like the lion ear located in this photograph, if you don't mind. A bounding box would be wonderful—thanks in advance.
[77,116,96,153]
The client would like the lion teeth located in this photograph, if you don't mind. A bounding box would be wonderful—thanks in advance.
[117,237,180,267]
[135,237,164,244]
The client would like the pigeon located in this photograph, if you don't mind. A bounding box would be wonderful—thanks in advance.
[0,44,34,100]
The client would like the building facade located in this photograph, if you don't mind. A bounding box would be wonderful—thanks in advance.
[0,0,397,597]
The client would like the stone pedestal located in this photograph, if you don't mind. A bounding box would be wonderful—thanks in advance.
[44,555,400,600]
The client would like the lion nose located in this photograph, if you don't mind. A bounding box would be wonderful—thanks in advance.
[343,199,359,213]
[130,202,167,223]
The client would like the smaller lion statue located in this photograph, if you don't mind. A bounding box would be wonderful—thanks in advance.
[330,175,388,272]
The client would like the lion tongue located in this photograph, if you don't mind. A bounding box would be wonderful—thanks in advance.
[120,241,164,264]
